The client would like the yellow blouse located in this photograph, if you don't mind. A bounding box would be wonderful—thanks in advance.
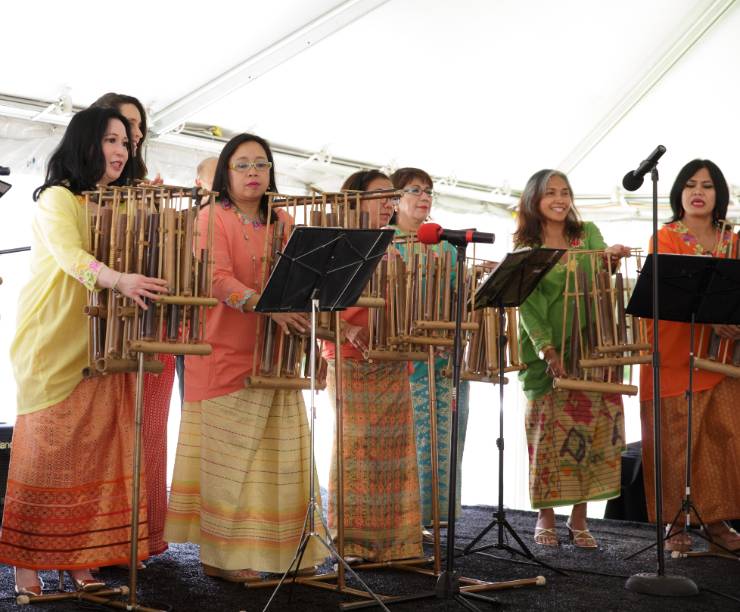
[10,186,101,415]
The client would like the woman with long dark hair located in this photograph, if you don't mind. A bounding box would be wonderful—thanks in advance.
[0,106,168,595]
[514,169,628,548]
[91,92,172,558]
[164,133,325,581]
[639,159,740,552]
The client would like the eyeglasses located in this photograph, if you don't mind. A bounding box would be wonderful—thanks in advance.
[228,160,273,172]
[403,186,434,197]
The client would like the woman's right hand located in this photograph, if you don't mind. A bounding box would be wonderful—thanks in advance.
[344,324,369,354]
[115,273,169,309]
[270,312,309,334]
[542,347,567,378]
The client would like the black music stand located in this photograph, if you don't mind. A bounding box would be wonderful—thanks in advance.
[257,226,395,612]
[625,253,740,565]
[459,247,565,576]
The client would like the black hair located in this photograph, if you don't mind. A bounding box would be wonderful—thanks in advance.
[513,168,583,247]
[668,159,729,224]
[91,92,148,180]
[210,133,277,221]
[33,106,132,200]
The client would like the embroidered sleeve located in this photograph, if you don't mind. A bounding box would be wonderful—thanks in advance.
[36,187,103,291]
[73,259,104,292]
[224,288,256,311]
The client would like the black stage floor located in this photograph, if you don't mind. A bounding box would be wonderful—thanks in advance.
[1,506,738,611]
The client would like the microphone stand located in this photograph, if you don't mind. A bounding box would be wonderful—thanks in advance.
[624,167,698,596]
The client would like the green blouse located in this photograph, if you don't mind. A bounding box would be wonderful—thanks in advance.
[517,221,607,400]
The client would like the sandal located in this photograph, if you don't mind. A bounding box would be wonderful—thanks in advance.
[14,568,43,597]
[202,563,262,583]
[705,522,740,553]
[664,524,692,553]
[566,521,597,549]
[533,526,559,547]
[67,569,107,592]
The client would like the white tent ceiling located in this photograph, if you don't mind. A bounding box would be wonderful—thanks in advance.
[1,0,739,219]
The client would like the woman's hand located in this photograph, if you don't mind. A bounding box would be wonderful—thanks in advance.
[116,273,169,309]
[270,312,309,334]
[344,324,369,354]
[542,347,567,378]
[603,244,632,268]
[712,324,740,340]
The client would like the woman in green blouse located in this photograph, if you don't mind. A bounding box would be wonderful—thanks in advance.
[514,169,629,549]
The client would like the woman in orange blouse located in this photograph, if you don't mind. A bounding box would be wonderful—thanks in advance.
[640,158,740,552]
[164,133,325,581]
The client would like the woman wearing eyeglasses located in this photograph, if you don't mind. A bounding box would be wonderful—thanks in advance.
[388,167,470,534]
[164,133,325,581]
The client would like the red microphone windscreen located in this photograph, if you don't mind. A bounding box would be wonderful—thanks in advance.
[417,222,442,244]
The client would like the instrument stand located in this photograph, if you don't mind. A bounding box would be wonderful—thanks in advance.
[342,244,549,611]
[254,226,396,612]
[459,249,565,576]
[462,318,563,575]
[625,253,740,568]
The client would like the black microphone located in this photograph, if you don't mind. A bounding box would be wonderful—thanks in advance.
[0,166,10,176]
[622,145,666,191]
[418,222,495,246]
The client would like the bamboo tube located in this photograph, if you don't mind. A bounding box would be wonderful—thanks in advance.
[414,321,479,331]
[128,340,213,355]
[553,377,638,396]
[580,355,653,368]
[506,307,520,366]
[596,342,651,353]
[364,349,428,362]
[389,335,455,347]
[245,375,326,390]
[694,357,740,378]
[95,358,164,374]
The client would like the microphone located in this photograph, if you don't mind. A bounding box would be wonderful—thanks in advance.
[418,222,495,246]
[622,145,666,191]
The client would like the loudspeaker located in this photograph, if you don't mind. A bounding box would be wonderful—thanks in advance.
[604,441,648,522]
[0,423,12,510]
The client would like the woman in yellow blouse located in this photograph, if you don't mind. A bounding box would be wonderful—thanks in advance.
[0,106,168,596]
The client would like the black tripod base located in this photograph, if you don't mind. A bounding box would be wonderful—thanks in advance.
[341,570,501,611]
[460,514,567,576]
[625,572,699,597]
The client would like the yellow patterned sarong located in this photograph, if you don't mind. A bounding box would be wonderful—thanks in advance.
[165,388,325,573]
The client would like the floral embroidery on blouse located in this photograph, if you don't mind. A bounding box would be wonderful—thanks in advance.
[74,258,102,292]
[225,288,256,311]
[665,220,733,256]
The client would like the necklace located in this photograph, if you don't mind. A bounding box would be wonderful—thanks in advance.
[227,202,264,240]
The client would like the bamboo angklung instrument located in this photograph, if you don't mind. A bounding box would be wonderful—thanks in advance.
[693,221,740,377]
[453,259,526,384]
[245,189,403,390]
[553,248,650,396]
[83,184,218,376]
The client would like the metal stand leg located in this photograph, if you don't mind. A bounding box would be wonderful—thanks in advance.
[261,300,390,612]
[461,308,565,576]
